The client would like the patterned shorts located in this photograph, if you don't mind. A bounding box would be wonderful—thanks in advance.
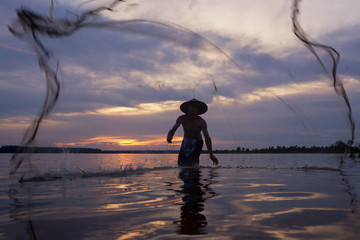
[178,137,204,166]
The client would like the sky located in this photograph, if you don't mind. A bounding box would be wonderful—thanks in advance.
[1,0,360,151]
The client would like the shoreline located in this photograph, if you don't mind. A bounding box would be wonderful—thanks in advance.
[1,141,358,155]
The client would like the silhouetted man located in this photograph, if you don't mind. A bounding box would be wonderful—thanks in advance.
[167,99,218,166]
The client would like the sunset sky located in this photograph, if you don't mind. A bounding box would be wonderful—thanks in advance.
[1,0,360,150]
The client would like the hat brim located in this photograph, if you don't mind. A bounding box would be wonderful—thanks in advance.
[180,99,208,115]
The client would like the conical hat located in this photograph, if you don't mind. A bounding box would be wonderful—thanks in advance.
[180,99,208,115]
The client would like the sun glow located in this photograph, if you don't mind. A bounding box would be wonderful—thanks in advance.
[56,135,183,149]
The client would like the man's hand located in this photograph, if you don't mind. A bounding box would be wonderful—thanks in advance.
[167,134,172,143]
[210,154,218,165]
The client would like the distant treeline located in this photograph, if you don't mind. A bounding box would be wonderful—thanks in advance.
[1,141,359,155]
[0,145,178,154]
[214,141,358,155]
[0,145,103,154]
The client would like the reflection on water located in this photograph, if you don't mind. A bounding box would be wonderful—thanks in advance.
[8,183,38,240]
[5,166,219,239]
[243,191,329,202]
[1,154,360,239]
[174,167,217,235]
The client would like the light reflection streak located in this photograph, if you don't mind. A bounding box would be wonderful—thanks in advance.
[243,191,328,202]
[253,207,359,240]
[224,192,360,239]
[250,207,348,223]
[247,183,285,188]
[102,186,150,195]
[100,197,182,211]
[116,221,168,240]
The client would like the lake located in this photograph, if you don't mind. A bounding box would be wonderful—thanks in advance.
[0,153,359,239]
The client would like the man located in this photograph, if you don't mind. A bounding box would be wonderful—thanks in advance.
[167,99,219,166]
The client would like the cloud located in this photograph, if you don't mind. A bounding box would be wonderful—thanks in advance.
[1,0,360,150]
[53,100,181,117]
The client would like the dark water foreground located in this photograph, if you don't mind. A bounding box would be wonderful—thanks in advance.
[1,165,359,240]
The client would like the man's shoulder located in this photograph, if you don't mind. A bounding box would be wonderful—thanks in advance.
[176,114,187,121]
[197,115,206,122]
[178,114,206,123]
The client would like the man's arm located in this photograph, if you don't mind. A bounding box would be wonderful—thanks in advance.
[201,120,219,165]
[167,116,182,143]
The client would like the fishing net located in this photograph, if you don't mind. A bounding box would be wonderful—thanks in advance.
[5,0,357,179]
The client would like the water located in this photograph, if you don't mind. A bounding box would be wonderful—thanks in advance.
[0,153,359,239]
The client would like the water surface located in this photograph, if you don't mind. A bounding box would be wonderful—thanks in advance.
[0,153,359,239]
